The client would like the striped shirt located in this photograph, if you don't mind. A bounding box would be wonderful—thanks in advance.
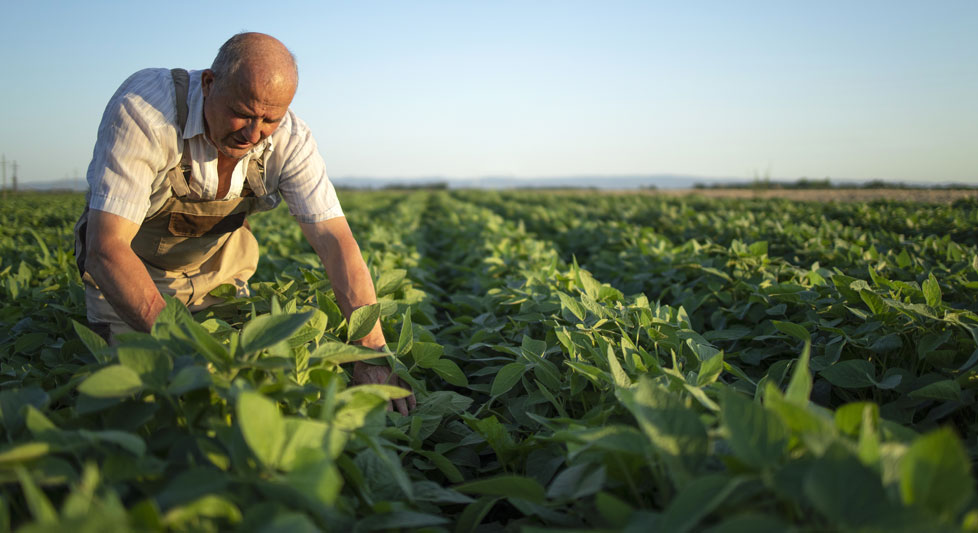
[86,68,343,224]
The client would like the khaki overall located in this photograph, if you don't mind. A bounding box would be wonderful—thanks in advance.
[74,69,269,340]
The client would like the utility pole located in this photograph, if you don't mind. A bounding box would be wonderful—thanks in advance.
[1,154,6,200]
[11,161,18,192]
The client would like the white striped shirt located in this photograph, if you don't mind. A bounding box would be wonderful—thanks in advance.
[86,68,343,224]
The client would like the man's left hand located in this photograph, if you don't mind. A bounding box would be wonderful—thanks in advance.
[352,360,417,416]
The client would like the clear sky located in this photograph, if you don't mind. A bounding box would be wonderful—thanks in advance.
[1,1,976,186]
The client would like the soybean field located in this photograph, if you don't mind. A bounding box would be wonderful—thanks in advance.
[1,189,978,532]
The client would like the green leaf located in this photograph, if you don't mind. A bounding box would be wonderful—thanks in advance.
[720,388,787,469]
[72,320,108,357]
[80,429,146,456]
[177,315,231,368]
[152,295,195,336]
[804,453,891,528]
[166,366,212,395]
[557,292,586,322]
[348,303,382,342]
[896,248,912,269]
[834,402,879,436]
[312,341,385,365]
[284,449,343,506]
[240,311,314,355]
[162,494,242,528]
[374,269,407,297]
[491,363,527,397]
[467,415,517,466]
[454,496,499,533]
[431,359,468,386]
[659,474,744,533]
[619,379,708,480]
[455,475,546,504]
[334,391,386,433]
[819,360,875,389]
[832,274,862,304]
[546,463,606,501]
[117,347,173,389]
[278,419,339,470]
[0,387,49,436]
[900,427,974,518]
[0,442,50,467]
[396,311,414,356]
[236,391,286,469]
[747,240,768,256]
[417,450,465,484]
[413,481,475,504]
[702,514,788,533]
[15,467,57,525]
[696,351,724,387]
[254,512,319,533]
[922,273,942,308]
[595,491,634,528]
[868,333,902,354]
[784,341,812,406]
[772,320,811,344]
[412,342,444,368]
[859,290,887,316]
[340,384,413,401]
[317,290,344,330]
[78,365,143,398]
[606,343,632,388]
[356,511,450,531]
[288,307,328,347]
[908,380,961,402]
[520,336,547,359]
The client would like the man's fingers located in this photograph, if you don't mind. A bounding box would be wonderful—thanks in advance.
[395,376,417,412]
[393,397,409,416]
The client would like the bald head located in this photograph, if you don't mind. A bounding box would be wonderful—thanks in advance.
[201,33,298,159]
[210,32,298,93]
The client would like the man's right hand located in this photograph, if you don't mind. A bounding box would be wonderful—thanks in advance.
[85,210,165,332]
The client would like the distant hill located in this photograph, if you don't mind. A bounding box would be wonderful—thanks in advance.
[332,174,714,190]
[18,178,88,192]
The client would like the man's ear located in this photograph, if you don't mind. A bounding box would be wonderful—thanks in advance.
[201,69,215,97]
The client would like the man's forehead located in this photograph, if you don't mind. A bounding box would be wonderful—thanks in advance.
[225,77,294,108]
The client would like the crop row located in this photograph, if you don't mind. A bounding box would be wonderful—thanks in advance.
[0,191,975,531]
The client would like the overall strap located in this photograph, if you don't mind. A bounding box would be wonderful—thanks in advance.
[244,151,269,197]
[168,68,192,198]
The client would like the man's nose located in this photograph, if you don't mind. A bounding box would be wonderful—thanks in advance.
[243,120,262,144]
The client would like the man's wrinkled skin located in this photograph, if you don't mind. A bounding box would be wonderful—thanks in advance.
[86,32,414,412]
[353,361,417,416]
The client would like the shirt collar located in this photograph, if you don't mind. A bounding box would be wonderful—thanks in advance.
[183,69,274,156]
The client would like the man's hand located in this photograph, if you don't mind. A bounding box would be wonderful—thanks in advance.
[300,218,416,415]
[352,361,417,416]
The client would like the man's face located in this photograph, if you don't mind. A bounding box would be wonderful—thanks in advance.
[201,69,294,160]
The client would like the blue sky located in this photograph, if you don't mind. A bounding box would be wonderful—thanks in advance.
[1,1,976,186]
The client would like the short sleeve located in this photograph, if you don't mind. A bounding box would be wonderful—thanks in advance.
[271,112,344,224]
[86,69,176,224]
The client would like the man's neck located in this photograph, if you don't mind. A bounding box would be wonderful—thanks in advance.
[216,153,237,199]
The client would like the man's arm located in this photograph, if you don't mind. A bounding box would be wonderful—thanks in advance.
[85,209,166,332]
[299,217,385,348]
[299,217,416,414]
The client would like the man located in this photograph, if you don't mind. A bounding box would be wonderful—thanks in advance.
[73,32,415,414]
